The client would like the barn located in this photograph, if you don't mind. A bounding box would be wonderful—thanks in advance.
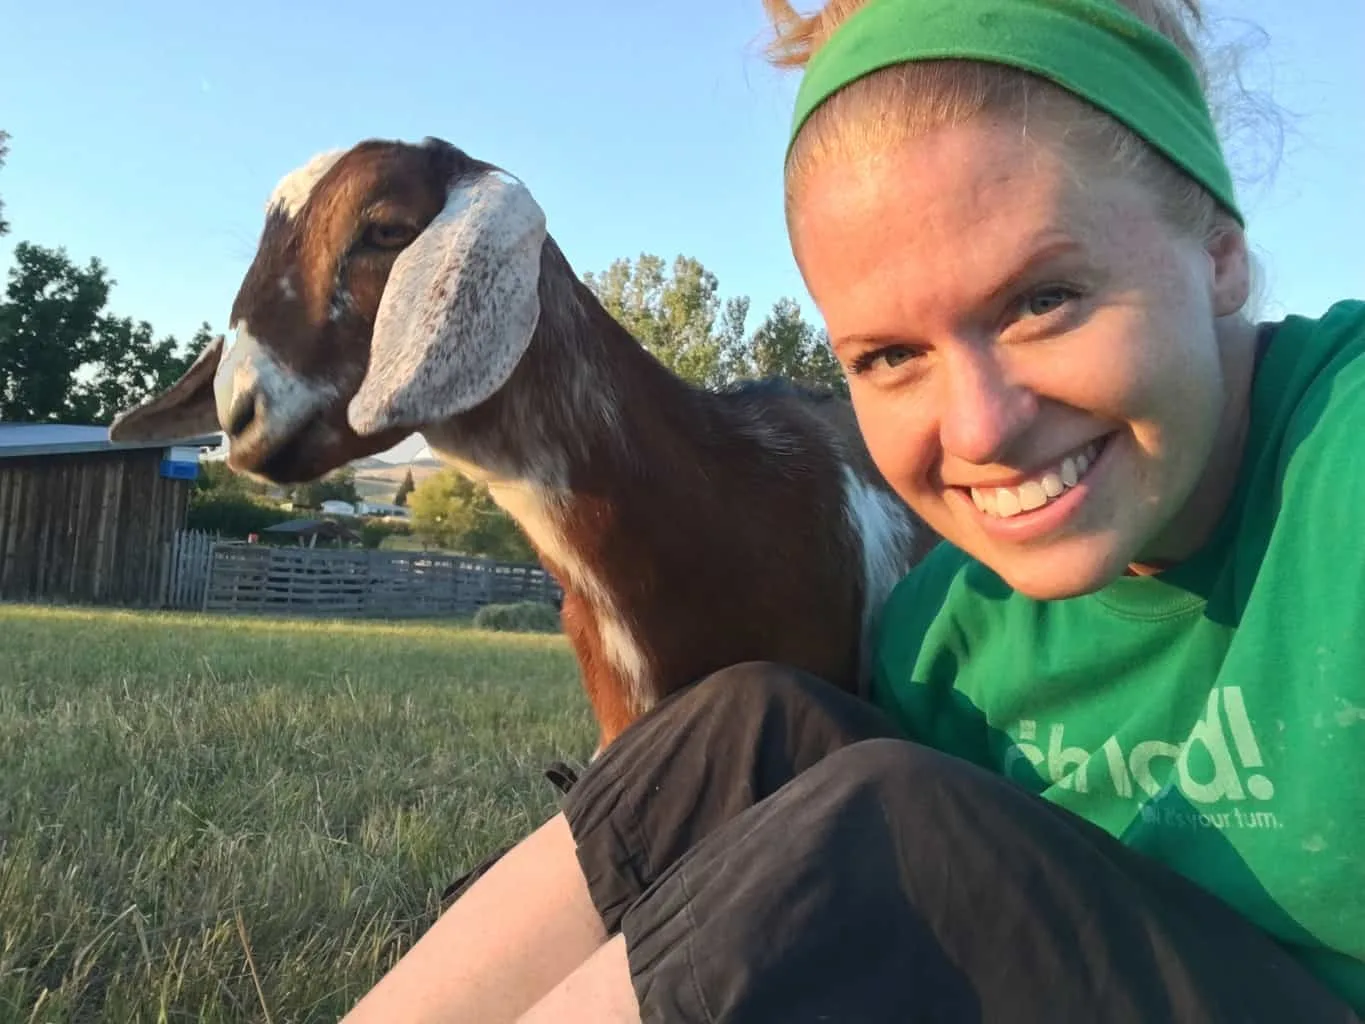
[0,423,223,607]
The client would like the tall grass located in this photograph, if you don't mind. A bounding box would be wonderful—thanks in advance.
[0,605,594,1022]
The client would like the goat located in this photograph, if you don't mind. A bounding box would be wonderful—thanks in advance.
[110,137,937,751]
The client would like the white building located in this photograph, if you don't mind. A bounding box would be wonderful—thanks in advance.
[357,500,411,519]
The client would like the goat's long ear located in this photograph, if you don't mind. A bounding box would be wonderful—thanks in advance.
[348,170,547,436]
[108,335,225,442]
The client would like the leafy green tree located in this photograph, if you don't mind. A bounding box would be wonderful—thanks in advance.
[0,242,201,423]
[581,254,846,396]
[186,492,293,538]
[195,458,270,498]
[409,470,536,562]
[289,467,360,509]
[393,468,416,507]
[186,455,292,538]
[68,315,200,424]
[734,297,848,396]
[584,254,747,389]
[359,519,412,550]
[714,294,751,382]
[0,243,111,421]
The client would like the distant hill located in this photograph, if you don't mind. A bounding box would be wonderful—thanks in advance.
[350,457,446,501]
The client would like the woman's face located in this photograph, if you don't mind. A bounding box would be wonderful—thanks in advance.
[790,117,1252,600]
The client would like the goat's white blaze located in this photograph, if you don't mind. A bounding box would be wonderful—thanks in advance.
[216,320,340,451]
[840,465,918,694]
[484,475,652,717]
[267,149,345,219]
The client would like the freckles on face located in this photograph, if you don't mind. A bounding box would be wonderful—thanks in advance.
[789,120,1229,597]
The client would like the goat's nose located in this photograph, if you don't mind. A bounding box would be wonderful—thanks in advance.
[226,388,261,439]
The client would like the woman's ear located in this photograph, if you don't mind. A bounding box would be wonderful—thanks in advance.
[1208,221,1251,318]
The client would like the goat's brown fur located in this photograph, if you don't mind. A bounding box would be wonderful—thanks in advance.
[111,137,937,750]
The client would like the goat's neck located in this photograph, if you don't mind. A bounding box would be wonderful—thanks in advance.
[421,243,715,740]
[424,243,681,485]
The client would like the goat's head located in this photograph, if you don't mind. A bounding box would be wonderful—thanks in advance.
[109,137,548,482]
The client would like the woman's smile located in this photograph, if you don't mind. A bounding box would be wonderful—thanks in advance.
[955,432,1117,542]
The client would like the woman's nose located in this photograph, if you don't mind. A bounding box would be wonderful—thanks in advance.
[937,347,1037,466]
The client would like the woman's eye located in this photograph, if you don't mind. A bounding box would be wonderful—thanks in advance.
[849,346,919,376]
[1017,285,1079,319]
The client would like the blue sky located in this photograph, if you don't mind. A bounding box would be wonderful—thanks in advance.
[2,0,1360,464]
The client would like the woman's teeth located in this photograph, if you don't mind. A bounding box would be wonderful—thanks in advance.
[971,440,1103,519]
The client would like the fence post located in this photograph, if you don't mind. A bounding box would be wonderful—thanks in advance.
[200,535,216,613]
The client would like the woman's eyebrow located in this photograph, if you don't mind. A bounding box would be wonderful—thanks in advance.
[830,236,1085,353]
[977,236,1084,308]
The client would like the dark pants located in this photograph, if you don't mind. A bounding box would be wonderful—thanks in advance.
[560,662,1357,1023]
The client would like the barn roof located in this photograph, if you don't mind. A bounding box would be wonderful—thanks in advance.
[0,423,223,459]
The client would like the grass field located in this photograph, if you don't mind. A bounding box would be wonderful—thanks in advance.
[0,604,595,1023]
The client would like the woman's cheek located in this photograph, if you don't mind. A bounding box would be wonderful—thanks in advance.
[860,404,937,499]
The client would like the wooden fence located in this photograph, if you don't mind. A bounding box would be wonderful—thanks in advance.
[164,527,217,610]
[164,531,562,618]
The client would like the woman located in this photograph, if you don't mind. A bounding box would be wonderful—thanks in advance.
[344,0,1365,1020]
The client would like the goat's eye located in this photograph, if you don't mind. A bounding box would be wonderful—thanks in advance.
[361,222,419,250]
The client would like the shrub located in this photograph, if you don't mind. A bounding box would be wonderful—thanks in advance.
[473,601,562,634]
[186,493,293,538]
[359,519,412,550]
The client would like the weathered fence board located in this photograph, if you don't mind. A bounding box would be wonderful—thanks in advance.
[162,529,218,610]
[169,535,562,618]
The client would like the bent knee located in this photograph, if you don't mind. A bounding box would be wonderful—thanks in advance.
[662,660,868,729]
[813,737,975,797]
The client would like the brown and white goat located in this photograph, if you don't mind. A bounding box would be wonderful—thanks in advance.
[110,137,937,750]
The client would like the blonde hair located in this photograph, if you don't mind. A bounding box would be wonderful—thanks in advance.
[764,0,1242,251]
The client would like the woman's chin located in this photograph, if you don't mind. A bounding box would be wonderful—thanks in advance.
[967,533,1136,601]
[1023,555,1135,600]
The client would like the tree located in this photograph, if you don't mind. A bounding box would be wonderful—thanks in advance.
[714,294,752,382]
[581,254,849,397]
[0,243,112,421]
[409,470,536,562]
[0,241,202,423]
[186,491,293,538]
[68,315,200,425]
[394,468,416,507]
[583,254,746,389]
[358,518,412,550]
[0,129,10,238]
[735,298,848,397]
[289,467,359,509]
[186,455,291,538]
[195,458,270,498]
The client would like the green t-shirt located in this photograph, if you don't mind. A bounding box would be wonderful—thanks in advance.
[872,299,1365,1013]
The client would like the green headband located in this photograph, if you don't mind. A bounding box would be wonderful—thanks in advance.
[788,0,1242,224]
